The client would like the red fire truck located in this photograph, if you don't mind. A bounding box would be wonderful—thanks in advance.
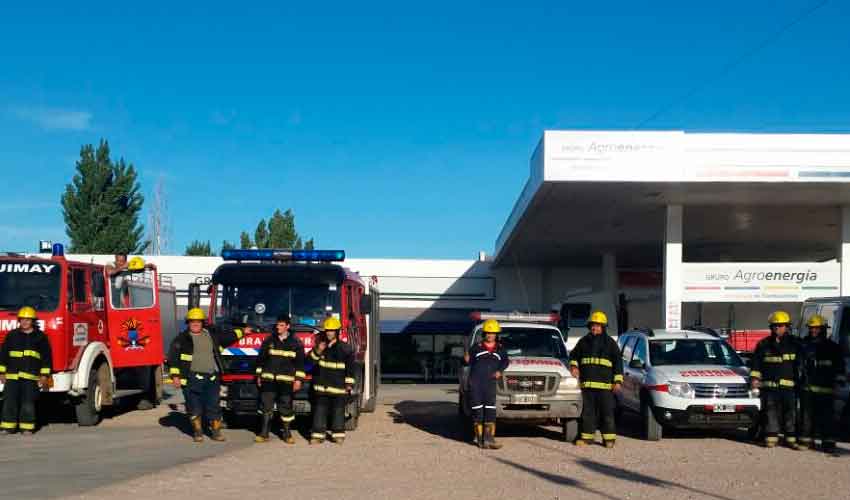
[196,249,380,430]
[0,244,177,425]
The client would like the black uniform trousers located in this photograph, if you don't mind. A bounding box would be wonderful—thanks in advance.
[2,380,39,431]
[761,389,796,440]
[182,372,222,421]
[469,376,497,424]
[580,389,616,442]
[800,390,835,445]
[260,383,295,423]
[311,394,346,439]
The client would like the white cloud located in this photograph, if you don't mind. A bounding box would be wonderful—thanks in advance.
[12,106,92,131]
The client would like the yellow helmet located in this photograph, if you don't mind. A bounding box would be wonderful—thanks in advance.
[323,316,342,331]
[768,310,791,325]
[185,308,207,321]
[587,311,608,326]
[482,319,502,334]
[127,256,146,271]
[806,314,827,328]
[17,306,37,319]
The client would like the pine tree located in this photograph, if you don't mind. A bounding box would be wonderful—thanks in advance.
[185,240,213,256]
[240,232,253,249]
[221,240,236,254]
[61,140,147,254]
[254,219,269,249]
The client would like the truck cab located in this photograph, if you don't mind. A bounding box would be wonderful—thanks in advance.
[205,249,380,430]
[458,312,582,442]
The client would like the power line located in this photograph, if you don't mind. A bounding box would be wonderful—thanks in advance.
[634,0,831,130]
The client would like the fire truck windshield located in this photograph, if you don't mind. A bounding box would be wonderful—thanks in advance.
[0,262,61,311]
[217,284,340,328]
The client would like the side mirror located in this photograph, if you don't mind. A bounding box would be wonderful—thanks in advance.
[188,283,201,310]
[360,294,372,314]
[629,359,645,370]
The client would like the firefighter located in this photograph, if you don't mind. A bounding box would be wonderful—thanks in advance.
[167,307,244,443]
[0,306,52,435]
[569,311,623,448]
[308,317,355,445]
[463,319,509,449]
[799,314,846,452]
[750,311,802,449]
[254,314,306,444]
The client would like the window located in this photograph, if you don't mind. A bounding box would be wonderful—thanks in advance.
[0,263,61,312]
[621,336,637,362]
[111,271,155,309]
[798,304,819,338]
[648,339,744,367]
[73,269,87,303]
[819,304,839,331]
[632,339,647,365]
[91,271,105,311]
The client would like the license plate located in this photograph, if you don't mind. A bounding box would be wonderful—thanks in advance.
[511,394,538,404]
[713,404,735,413]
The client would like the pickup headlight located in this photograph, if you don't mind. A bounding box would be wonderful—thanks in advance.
[559,376,579,389]
[749,387,760,398]
[668,381,695,399]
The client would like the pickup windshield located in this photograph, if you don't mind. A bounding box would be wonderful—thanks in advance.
[649,339,744,367]
[475,327,568,359]
[217,284,340,329]
[0,262,61,311]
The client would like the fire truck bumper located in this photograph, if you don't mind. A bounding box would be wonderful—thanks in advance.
[494,394,583,421]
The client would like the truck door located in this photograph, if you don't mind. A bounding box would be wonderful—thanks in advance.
[106,269,163,368]
[68,266,99,368]
[619,336,640,411]
[834,305,850,411]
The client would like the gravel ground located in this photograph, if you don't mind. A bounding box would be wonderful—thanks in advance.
[65,385,849,500]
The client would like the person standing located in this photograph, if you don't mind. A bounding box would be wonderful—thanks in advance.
[308,317,355,445]
[799,314,846,452]
[0,307,52,435]
[464,319,509,449]
[254,314,306,444]
[168,308,244,442]
[750,311,802,449]
[569,311,623,448]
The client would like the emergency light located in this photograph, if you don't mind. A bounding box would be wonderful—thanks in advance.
[52,243,64,257]
[221,249,345,262]
[471,311,560,324]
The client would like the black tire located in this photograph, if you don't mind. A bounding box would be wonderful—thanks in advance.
[75,363,110,426]
[562,418,579,443]
[642,399,663,441]
[344,396,360,431]
[458,393,472,441]
[148,365,164,405]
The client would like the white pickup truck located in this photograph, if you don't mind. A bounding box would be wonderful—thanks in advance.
[458,313,582,442]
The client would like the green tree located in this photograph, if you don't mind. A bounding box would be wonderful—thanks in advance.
[254,219,269,249]
[61,140,147,254]
[221,240,236,254]
[239,231,253,249]
[185,240,213,256]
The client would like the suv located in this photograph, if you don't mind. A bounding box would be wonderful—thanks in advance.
[616,328,760,441]
[458,313,582,442]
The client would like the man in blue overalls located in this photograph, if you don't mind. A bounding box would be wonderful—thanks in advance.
[465,319,509,449]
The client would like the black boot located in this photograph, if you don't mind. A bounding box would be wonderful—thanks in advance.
[255,413,272,443]
[281,420,295,444]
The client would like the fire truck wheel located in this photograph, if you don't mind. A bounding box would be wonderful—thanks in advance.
[561,418,579,442]
[76,363,110,426]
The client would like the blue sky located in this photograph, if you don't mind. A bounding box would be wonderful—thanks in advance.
[1,1,849,258]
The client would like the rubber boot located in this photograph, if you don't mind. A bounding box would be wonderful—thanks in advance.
[484,423,502,450]
[309,432,325,445]
[331,433,345,445]
[765,436,778,448]
[574,439,587,447]
[255,413,272,443]
[210,419,226,442]
[786,437,800,450]
[604,440,615,449]
[190,416,204,443]
[473,423,484,448]
[797,438,812,451]
[281,421,295,445]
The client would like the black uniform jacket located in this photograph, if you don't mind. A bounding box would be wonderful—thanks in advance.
[255,333,306,384]
[308,340,355,396]
[569,333,624,390]
[751,333,801,391]
[167,326,244,386]
[0,328,52,381]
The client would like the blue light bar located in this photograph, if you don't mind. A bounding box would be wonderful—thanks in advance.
[221,249,345,262]
[52,243,64,257]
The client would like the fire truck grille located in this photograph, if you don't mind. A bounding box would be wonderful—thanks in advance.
[500,375,558,395]
[691,383,750,399]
